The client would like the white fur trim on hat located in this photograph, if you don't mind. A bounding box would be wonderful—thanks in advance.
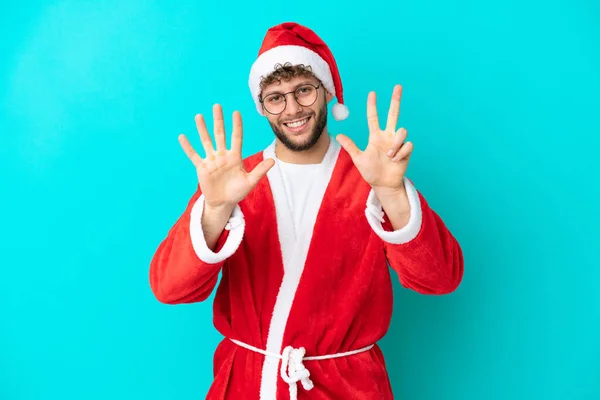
[249,45,335,116]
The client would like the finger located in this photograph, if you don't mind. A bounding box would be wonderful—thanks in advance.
[213,104,226,154]
[336,134,361,160]
[393,141,414,162]
[247,158,275,187]
[385,85,403,133]
[366,91,380,134]
[386,127,408,157]
[178,134,203,167]
[195,114,215,157]
[231,110,243,156]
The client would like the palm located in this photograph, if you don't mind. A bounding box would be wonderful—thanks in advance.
[179,105,275,208]
[195,151,257,207]
[336,85,413,192]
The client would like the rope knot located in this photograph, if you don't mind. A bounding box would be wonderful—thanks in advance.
[280,346,314,400]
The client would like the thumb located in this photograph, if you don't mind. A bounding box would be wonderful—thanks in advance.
[247,158,275,187]
[336,134,361,160]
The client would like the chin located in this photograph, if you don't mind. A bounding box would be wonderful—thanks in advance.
[289,135,313,148]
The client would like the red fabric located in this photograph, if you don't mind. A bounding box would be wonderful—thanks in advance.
[257,22,345,108]
[149,147,464,399]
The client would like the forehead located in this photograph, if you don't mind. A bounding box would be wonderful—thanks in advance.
[261,74,320,95]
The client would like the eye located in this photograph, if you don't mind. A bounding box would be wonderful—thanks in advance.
[267,95,282,103]
[296,86,314,96]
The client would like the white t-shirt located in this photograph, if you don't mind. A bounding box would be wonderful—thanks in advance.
[276,159,322,238]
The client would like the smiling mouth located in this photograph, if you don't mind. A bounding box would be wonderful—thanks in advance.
[283,117,311,130]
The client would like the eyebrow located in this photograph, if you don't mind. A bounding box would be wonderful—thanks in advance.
[263,80,315,97]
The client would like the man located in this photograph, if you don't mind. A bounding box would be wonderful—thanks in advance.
[150,22,464,400]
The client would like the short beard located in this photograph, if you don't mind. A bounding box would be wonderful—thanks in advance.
[269,102,327,152]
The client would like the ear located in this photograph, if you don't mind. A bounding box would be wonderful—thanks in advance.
[325,89,334,103]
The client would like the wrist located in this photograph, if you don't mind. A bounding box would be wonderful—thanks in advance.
[204,202,236,219]
[372,180,406,201]
[372,180,411,229]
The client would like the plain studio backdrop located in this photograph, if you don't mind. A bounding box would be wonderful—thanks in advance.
[1,1,598,399]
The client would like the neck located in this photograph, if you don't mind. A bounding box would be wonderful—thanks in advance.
[275,127,331,164]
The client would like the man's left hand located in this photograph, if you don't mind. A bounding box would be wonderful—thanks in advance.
[336,84,413,195]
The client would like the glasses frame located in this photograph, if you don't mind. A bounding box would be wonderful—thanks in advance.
[259,83,322,115]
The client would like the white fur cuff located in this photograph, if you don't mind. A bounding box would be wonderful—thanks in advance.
[189,194,245,264]
[365,177,422,244]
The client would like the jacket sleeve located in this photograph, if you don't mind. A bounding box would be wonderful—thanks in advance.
[149,187,245,304]
[364,177,464,295]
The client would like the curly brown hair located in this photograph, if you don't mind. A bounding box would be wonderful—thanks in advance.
[258,63,316,94]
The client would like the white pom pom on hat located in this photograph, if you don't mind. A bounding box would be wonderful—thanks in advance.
[249,22,349,121]
[332,103,349,121]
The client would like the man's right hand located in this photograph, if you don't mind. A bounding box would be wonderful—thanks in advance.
[178,104,275,250]
[179,104,275,210]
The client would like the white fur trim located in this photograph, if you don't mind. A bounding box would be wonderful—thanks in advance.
[365,177,422,244]
[259,138,341,399]
[249,45,335,116]
[332,103,349,121]
[189,194,245,264]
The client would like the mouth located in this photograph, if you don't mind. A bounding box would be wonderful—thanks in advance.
[283,116,311,134]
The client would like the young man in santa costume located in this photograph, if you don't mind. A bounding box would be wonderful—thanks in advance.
[150,21,464,400]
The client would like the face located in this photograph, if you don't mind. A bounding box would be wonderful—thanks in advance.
[260,75,332,152]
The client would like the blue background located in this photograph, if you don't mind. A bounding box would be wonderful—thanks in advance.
[1,1,599,399]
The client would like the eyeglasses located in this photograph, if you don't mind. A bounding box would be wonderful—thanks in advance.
[259,83,321,115]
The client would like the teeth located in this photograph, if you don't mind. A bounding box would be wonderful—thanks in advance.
[286,118,308,128]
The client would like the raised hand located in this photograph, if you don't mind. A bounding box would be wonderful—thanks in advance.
[336,85,413,192]
[179,104,275,210]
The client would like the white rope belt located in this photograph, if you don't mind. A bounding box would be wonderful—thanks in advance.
[229,338,374,400]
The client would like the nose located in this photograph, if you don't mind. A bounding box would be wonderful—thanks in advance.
[283,93,303,116]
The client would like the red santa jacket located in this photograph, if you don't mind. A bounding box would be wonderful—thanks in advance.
[149,139,464,399]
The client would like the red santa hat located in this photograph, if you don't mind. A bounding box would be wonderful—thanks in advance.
[248,22,349,121]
